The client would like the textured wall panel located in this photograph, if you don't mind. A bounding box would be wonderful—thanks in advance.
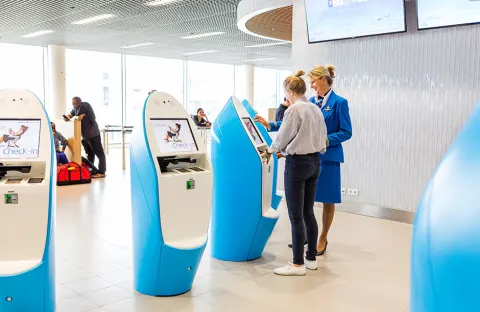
[292,0,480,212]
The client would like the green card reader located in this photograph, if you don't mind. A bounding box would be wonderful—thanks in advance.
[5,193,18,204]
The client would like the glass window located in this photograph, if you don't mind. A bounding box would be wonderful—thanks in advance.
[125,55,184,126]
[66,49,122,130]
[276,70,292,104]
[186,61,234,122]
[234,65,245,101]
[0,43,45,102]
[254,67,277,119]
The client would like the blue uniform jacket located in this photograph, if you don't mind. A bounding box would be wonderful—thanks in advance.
[268,90,352,162]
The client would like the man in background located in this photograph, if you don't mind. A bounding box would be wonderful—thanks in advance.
[65,96,106,178]
[276,97,291,122]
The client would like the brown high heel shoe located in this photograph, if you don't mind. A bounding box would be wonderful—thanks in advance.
[317,241,328,256]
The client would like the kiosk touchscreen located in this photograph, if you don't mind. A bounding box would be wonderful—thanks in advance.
[0,89,55,312]
[210,96,280,262]
[130,92,212,296]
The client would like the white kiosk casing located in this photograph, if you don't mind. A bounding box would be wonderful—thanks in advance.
[234,98,276,218]
[0,89,55,312]
[130,92,212,296]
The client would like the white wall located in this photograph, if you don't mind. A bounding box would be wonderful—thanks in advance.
[293,0,480,212]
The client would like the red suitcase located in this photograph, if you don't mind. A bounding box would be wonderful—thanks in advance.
[57,162,91,186]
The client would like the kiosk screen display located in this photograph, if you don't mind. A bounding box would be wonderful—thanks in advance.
[242,118,263,145]
[0,119,41,159]
[150,118,198,154]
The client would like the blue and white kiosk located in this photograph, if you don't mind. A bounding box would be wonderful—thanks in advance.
[0,89,55,312]
[211,96,281,262]
[241,99,283,210]
[411,102,480,312]
[130,92,212,296]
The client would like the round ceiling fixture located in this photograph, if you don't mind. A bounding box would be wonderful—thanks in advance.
[237,0,293,42]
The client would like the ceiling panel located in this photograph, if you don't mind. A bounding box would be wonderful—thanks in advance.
[0,0,292,68]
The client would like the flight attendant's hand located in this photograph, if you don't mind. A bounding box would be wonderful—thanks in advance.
[254,115,269,128]
[275,152,284,159]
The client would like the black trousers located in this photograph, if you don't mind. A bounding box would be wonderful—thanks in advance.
[284,153,320,265]
[82,135,106,174]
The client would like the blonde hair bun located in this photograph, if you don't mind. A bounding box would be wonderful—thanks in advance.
[295,69,305,77]
[327,65,336,78]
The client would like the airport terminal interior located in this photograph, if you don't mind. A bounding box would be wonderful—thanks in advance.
[0,0,479,312]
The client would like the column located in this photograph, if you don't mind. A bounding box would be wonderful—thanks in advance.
[242,64,254,104]
[46,45,66,119]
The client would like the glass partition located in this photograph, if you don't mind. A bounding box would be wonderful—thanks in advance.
[0,43,45,102]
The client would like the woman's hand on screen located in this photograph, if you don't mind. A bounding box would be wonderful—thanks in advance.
[254,115,268,128]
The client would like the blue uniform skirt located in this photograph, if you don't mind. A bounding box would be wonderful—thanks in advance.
[315,161,342,204]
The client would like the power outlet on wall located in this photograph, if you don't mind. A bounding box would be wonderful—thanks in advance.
[348,189,359,196]
[341,188,346,195]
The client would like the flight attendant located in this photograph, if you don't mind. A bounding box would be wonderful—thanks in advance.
[307,65,352,255]
[255,65,352,255]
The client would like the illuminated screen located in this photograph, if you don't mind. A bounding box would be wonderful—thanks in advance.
[242,118,263,145]
[150,118,198,154]
[417,0,480,29]
[0,119,41,159]
[305,0,406,43]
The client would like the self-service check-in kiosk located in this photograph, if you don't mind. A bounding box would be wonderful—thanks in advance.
[130,92,212,296]
[211,96,281,262]
[0,89,55,312]
[241,99,283,210]
[411,103,480,312]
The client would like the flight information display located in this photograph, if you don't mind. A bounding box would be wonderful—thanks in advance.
[0,119,41,159]
[151,118,198,154]
[305,0,406,43]
[417,0,480,29]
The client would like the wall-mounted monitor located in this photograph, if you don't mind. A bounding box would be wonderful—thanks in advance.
[0,119,41,159]
[305,0,406,43]
[150,118,198,154]
[417,0,480,30]
[242,118,263,146]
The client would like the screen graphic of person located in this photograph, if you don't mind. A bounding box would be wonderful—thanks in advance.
[0,125,28,148]
[245,121,257,142]
[164,122,182,142]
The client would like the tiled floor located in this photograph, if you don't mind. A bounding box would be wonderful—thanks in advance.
[55,152,411,312]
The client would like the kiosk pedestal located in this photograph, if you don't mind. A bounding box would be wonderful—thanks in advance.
[0,89,55,312]
[130,92,212,296]
[211,96,281,262]
[411,103,480,312]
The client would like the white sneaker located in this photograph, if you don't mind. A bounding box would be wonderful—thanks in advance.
[274,262,306,276]
[305,258,318,270]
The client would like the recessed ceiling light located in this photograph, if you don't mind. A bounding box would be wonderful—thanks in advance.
[244,58,277,62]
[72,14,115,25]
[21,30,54,38]
[183,50,218,56]
[181,32,224,39]
[145,0,182,6]
[121,43,154,48]
[245,42,289,48]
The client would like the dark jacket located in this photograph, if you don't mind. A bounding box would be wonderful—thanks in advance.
[275,104,289,122]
